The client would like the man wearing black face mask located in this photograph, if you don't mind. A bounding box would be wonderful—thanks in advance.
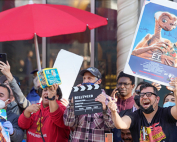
[108,81,177,142]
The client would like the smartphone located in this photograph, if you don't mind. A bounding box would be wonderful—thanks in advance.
[105,133,113,142]
[115,88,120,97]
[0,53,7,64]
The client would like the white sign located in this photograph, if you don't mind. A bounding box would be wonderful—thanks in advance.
[53,49,83,100]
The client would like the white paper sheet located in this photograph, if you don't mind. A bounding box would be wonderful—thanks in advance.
[53,49,83,100]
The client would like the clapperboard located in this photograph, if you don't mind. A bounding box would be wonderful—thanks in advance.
[71,84,103,115]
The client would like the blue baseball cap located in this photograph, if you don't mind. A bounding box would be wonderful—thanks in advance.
[80,67,101,79]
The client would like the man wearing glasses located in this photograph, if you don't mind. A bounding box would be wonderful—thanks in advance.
[108,81,177,141]
[111,71,135,142]
[111,71,135,112]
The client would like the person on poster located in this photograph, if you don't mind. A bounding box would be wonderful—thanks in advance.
[108,81,177,141]
[132,11,177,67]
[63,67,115,142]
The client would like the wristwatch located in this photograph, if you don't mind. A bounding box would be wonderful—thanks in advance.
[46,96,55,100]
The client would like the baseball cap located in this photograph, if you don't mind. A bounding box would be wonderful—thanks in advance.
[30,68,43,74]
[80,67,101,79]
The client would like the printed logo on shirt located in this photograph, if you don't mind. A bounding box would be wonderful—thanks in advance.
[36,117,43,134]
[139,122,166,142]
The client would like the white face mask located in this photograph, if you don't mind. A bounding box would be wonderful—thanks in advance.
[0,99,9,109]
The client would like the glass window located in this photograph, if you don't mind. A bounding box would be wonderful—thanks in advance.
[46,0,91,85]
[95,0,117,94]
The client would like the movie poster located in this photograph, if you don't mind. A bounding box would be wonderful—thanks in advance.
[124,0,177,86]
[0,109,10,142]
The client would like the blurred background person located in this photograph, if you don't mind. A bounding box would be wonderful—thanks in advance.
[0,61,30,115]
[26,69,41,104]
[120,129,133,142]
[163,92,175,108]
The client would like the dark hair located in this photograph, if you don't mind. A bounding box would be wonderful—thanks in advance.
[117,71,135,85]
[163,92,174,104]
[0,84,11,98]
[135,82,150,90]
[140,82,158,96]
[57,86,62,100]
[41,86,63,100]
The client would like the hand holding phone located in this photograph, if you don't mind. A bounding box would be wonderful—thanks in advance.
[0,60,13,82]
[0,53,7,64]
[111,88,119,101]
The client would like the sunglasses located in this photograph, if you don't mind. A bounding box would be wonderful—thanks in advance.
[139,92,157,98]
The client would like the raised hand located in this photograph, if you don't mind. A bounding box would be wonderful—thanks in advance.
[107,97,117,113]
[95,93,107,110]
[60,98,69,107]
[0,61,13,81]
[169,77,177,96]
[110,88,118,102]
[48,84,58,98]
[151,82,161,91]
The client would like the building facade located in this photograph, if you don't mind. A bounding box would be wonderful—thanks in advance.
[0,0,176,97]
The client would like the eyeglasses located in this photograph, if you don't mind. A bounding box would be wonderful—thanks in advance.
[135,90,140,94]
[117,83,131,88]
[139,92,157,98]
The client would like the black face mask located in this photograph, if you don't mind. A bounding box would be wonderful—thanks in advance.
[139,99,156,114]
[140,105,154,114]
[134,95,140,107]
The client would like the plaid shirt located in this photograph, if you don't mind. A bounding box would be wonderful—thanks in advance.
[63,102,115,142]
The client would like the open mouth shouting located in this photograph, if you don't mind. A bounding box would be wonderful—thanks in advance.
[142,100,151,108]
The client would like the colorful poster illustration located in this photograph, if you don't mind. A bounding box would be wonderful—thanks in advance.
[37,68,62,89]
[124,0,177,86]
[0,109,10,142]
[139,123,166,142]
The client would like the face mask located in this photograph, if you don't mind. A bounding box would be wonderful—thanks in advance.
[82,79,99,85]
[0,99,9,109]
[134,95,140,107]
[140,98,156,114]
[163,102,175,108]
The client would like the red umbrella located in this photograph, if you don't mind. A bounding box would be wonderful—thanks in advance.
[0,3,107,70]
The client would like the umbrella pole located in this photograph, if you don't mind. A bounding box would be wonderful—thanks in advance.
[34,33,42,71]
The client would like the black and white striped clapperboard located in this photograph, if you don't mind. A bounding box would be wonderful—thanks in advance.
[70,84,103,115]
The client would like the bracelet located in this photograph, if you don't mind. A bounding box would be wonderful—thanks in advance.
[46,96,55,100]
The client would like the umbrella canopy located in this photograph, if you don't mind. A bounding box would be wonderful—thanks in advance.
[0,4,107,41]
[0,3,108,70]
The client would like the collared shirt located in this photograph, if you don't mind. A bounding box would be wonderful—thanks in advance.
[116,96,134,112]
[63,103,115,142]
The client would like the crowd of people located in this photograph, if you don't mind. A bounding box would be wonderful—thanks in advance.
[0,61,177,142]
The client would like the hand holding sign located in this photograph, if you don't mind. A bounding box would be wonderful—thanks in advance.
[95,93,106,110]
[169,77,177,96]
